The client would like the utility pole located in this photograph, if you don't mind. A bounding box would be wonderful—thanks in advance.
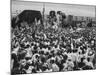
[42,3,45,26]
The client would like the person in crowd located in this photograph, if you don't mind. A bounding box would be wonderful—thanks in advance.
[11,10,96,74]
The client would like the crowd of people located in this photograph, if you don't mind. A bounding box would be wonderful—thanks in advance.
[11,10,96,74]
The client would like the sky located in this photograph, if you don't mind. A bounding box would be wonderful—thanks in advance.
[11,0,96,17]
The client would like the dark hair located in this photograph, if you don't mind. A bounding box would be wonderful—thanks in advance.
[50,59,55,64]
[35,55,39,59]
[49,10,56,18]
[63,55,68,60]
[57,11,61,15]
[24,63,30,69]
[62,13,66,19]
[41,57,46,63]
[41,66,47,71]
